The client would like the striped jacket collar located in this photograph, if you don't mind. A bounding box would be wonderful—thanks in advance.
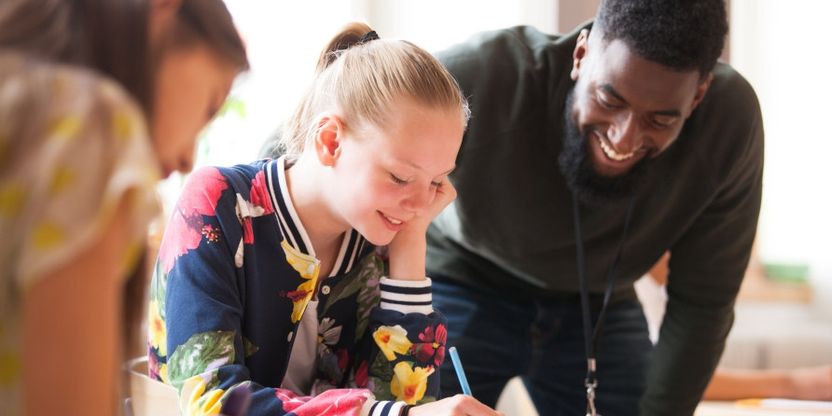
[264,157,367,277]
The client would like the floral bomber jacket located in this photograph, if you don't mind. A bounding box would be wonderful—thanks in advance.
[147,158,447,416]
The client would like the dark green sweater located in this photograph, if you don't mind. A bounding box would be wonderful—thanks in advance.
[426,24,764,415]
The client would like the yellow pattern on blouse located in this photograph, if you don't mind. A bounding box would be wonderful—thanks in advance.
[0,52,162,415]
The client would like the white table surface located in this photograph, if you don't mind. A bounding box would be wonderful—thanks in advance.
[697,400,832,415]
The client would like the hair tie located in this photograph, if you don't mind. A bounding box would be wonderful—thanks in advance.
[360,30,379,44]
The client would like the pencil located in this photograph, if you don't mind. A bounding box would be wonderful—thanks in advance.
[448,346,472,396]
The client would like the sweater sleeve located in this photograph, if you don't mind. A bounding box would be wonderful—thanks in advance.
[339,251,448,412]
[640,83,764,415]
[369,277,447,403]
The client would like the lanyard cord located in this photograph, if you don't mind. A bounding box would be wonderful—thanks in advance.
[572,191,636,415]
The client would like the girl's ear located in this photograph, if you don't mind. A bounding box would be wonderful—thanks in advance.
[314,114,344,166]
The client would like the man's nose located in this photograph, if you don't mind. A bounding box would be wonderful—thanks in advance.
[606,112,643,154]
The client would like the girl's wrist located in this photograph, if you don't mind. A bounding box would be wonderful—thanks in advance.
[387,232,427,280]
[387,255,426,280]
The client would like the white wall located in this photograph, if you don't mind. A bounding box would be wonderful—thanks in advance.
[731,0,832,316]
[200,0,564,169]
[364,0,556,52]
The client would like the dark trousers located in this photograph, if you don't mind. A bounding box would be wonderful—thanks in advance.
[433,279,653,416]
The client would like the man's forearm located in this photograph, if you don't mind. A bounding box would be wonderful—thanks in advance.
[640,302,734,415]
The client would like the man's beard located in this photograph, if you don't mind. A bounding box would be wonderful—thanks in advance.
[558,90,656,206]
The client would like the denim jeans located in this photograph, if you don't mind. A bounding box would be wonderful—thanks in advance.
[433,279,653,416]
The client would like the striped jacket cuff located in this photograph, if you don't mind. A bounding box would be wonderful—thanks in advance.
[379,277,433,314]
[362,399,408,416]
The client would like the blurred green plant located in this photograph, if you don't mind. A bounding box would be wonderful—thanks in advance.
[763,262,810,284]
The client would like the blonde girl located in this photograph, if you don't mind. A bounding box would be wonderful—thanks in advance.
[149,23,500,416]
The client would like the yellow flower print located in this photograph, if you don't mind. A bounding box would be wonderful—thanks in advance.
[113,111,133,142]
[148,300,167,356]
[180,375,224,416]
[0,184,26,218]
[48,116,82,141]
[159,363,169,384]
[390,361,434,405]
[49,166,75,196]
[373,325,412,361]
[280,240,320,323]
[32,221,64,250]
[0,350,21,386]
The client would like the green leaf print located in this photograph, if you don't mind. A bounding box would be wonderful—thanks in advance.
[243,336,259,357]
[370,376,395,401]
[416,395,437,405]
[325,268,365,310]
[369,349,394,382]
[149,260,167,306]
[354,254,382,342]
[167,331,235,390]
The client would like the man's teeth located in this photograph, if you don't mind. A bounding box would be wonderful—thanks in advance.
[597,136,636,161]
[384,214,403,225]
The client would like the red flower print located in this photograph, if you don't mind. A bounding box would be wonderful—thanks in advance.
[412,323,447,367]
[249,170,275,215]
[201,224,221,243]
[242,217,254,244]
[354,361,369,388]
[336,348,349,371]
[280,289,311,302]
[158,167,228,273]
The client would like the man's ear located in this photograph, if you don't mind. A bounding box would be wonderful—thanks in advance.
[150,0,182,19]
[571,29,590,81]
[689,73,714,113]
[314,114,344,166]
[149,0,182,44]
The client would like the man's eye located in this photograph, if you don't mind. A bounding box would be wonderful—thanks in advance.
[652,116,676,129]
[597,95,620,110]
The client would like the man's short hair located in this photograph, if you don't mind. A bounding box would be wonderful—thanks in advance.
[595,0,728,76]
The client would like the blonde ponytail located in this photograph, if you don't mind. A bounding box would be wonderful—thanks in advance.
[280,23,469,156]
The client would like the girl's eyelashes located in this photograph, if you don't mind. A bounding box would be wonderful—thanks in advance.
[390,173,409,185]
[390,172,444,187]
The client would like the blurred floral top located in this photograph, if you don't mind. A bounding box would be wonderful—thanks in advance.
[148,156,446,416]
[0,52,160,414]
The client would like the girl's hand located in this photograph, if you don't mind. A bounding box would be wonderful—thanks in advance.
[387,179,457,280]
[409,394,504,416]
[409,177,458,233]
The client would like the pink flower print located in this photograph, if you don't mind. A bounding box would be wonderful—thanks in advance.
[249,170,275,215]
[274,388,371,416]
[412,323,447,367]
[158,167,228,273]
